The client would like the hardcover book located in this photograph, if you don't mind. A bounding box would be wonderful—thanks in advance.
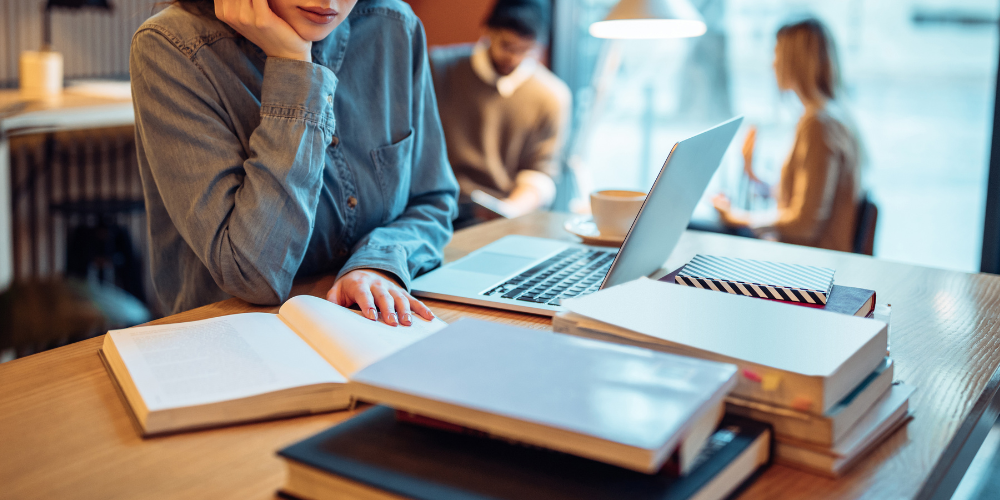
[277,405,772,500]
[348,318,739,473]
[559,278,888,413]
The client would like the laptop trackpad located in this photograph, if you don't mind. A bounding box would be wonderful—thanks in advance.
[450,252,537,277]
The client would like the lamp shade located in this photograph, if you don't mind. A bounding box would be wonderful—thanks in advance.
[46,0,113,9]
[589,0,706,39]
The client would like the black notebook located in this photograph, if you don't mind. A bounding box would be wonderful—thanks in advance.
[277,406,772,500]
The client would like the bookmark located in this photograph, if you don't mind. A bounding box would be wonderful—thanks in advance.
[761,374,782,392]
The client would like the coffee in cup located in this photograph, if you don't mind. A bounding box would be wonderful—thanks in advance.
[590,190,646,238]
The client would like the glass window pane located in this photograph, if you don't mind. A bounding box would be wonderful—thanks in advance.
[556,0,999,272]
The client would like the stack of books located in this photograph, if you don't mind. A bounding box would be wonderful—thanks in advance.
[100,295,773,499]
[278,319,774,500]
[555,269,913,477]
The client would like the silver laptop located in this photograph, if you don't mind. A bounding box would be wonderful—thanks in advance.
[412,117,743,316]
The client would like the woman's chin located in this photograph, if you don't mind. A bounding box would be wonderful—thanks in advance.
[291,23,340,43]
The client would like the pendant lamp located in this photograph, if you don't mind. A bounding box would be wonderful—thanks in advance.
[589,0,707,39]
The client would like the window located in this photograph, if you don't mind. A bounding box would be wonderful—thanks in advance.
[554,0,998,271]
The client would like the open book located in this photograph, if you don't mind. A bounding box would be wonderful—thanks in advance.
[100,295,447,436]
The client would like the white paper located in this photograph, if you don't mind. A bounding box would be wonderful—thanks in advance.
[109,313,345,411]
[563,278,886,376]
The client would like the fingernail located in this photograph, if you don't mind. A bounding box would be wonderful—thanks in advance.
[367,308,377,321]
[401,313,412,326]
[387,313,398,326]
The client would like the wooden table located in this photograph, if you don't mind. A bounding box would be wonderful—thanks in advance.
[0,88,134,289]
[2,211,1000,500]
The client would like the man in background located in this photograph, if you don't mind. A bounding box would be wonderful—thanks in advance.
[430,0,571,229]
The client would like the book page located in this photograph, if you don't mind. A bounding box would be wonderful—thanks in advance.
[278,295,448,377]
[108,313,346,411]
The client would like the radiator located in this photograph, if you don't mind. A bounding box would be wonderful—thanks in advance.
[8,127,155,311]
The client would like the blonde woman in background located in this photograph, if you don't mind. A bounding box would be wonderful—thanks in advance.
[713,18,861,252]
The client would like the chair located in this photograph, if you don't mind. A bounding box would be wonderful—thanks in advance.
[852,193,878,255]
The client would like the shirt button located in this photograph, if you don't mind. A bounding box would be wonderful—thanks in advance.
[337,247,348,257]
[330,135,339,147]
[347,196,358,209]
[326,94,333,104]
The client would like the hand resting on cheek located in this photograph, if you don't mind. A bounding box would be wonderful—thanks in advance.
[215,0,313,61]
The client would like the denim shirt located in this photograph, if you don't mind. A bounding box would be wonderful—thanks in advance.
[130,0,458,314]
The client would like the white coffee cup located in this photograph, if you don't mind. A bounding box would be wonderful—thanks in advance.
[590,190,646,238]
[19,50,63,100]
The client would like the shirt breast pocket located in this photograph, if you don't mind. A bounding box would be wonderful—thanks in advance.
[370,129,414,222]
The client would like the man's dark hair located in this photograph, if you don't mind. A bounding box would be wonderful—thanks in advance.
[485,0,550,41]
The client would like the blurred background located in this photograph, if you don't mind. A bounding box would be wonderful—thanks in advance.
[1,0,998,340]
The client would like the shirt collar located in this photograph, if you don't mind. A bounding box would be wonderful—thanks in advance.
[312,18,351,73]
[470,39,537,98]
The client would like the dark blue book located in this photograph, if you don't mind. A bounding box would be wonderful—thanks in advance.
[277,406,772,500]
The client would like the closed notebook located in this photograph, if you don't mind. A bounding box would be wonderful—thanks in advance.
[675,255,835,304]
[559,278,888,413]
[277,405,772,500]
[348,318,739,473]
[661,270,875,318]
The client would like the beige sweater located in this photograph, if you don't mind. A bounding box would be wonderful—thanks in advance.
[430,44,571,202]
[768,109,861,252]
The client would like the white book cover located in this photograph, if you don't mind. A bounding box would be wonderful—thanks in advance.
[349,318,739,473]
[562,278,888,413]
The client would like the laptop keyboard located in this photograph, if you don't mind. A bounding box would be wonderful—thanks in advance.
[482,248,616,306]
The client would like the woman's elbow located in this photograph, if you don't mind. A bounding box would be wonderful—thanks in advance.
[209,258,293,306]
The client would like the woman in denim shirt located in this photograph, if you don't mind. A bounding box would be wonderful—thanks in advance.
[130,0,458,324]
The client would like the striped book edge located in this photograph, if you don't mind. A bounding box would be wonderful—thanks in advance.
[674,255,835,305]
[674,274,831,305]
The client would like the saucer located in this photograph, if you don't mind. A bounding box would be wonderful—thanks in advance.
[564,216,625,246]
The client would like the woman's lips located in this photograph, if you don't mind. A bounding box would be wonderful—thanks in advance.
[297,6,339,25]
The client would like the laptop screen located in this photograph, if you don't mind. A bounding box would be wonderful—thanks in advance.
[600,117,744,289]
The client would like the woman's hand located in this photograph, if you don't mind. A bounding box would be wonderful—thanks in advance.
[327,269,435,327]
[742,125,761,184]
[215,0,312,62]
[712,193,749,228]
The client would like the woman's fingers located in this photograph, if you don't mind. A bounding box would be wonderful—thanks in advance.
[327,269,437,327]
[389,289,412,326]
[371,285,398,326]
[352,284,378,321]
[408,295,435,322]
[250,0,275,26]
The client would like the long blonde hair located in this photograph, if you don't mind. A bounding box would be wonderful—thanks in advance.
[775,19,841,103]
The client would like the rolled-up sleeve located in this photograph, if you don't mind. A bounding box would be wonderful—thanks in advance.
[336,18,458,289]
[131,29,336,305]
